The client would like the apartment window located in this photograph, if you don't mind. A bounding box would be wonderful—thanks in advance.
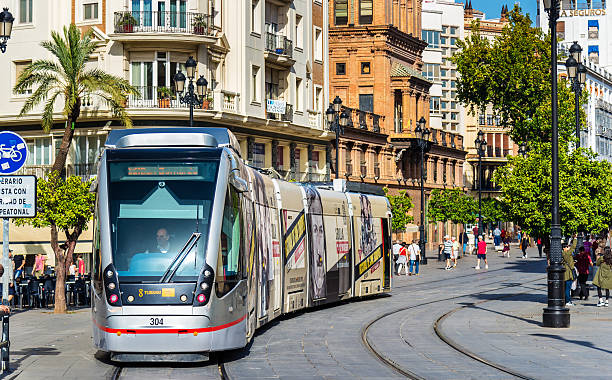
[14,61,32,95]
[450,37,457,46]
[442,80,448,88]
[26,138,52,166]
[450,80,456,88]
[295,15,303,49]
[441,36,447,45]
[430,97,441,114]
[84,2,99,20]
[588,20,599,39]
[336,62,346,75]
[442,26,448,34]
[19,0,33,23]
[359,94,374,113]
[251,0,260,33]
[359,0,373,25]
[315,87,323,113]
[441,101,448,109]
[361,62,371,74]
[441,68,447,77]
[422,30,441,49]
[451,113,458,121]
[487,114,494,125]
[252,143,265,168]
[423,63,440,81]
[589,45,599,63]
[252,65,260,102]
[335,0,348,25]
[314,27,323,61]
[450,26,457,35]
[296,77,303,111]
[451,102,456,110]
[478,114,485,125]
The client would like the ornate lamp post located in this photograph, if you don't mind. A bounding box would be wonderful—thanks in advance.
[542,0,570,328]
[415,117,431,264]
[565,41,587,148]
[174,56,208,127]
[326,96,349,179]
[474,130,487,238]
[0,8,14,53]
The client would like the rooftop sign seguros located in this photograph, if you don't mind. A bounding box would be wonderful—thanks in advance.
[560,9,606,17]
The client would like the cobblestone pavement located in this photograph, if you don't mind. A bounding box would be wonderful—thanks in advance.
[4,245,610,379]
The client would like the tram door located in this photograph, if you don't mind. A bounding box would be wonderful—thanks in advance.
[382,217,391,290]
[243,173,258,340]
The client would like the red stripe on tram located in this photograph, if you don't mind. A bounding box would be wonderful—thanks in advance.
[94,314,247,335]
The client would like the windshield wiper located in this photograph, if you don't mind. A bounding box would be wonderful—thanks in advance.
[159,232,201,283]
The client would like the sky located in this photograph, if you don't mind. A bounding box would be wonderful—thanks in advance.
[468,0,538,22]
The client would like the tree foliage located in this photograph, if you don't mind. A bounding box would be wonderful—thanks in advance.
[480,197,506,225]
[14,173,95,313]
[494,144,612,238]
[13,23,138,174]
[427,188,476,225]
[384,188,414,233]
[453,5,585,144]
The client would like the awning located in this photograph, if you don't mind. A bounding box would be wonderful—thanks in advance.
[588,20,599,28]
[589,45,599,53]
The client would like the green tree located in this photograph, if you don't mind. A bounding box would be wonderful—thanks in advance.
[453,5,585,144]
[13,23,138,174]
[494,144,612,239]
[384,188,414,233]
[480,197,506,226]
[15,173,95,313]
[427,188,476,225]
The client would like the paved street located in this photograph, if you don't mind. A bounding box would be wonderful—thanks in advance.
[4,245,612,379]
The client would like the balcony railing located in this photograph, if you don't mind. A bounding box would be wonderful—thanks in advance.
[18,163,97,180]
[265,32,293,58]
[267,102,293,122]
[113,11,214,36]
[127,86,214,110]
[342,107,384,133]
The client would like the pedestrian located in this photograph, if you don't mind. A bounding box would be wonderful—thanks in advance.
[32,253,45,279]
[562,244,576,306]
[475,235,488,270]
[501,228,506,240]
[408,240,420,276]
[593,247,612,307]
[0,264,15,306]
[397,243,408,276]
[77,254,86,277]
[10,250,24,279]
[459,230,468,256]
[451,237,459,267]
[443,235,453,270]
[583,235,592,257]
[575,246,592,301]
[392,240,402,264]
[537,237,543,258]
[521,233,530,259]
[502,235,510,258]
[493,226,502,248]
[517,229,522,244]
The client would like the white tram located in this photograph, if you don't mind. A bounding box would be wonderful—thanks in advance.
[91,128,392,362]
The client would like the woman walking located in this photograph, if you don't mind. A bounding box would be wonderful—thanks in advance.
[397,243,408,276]
[521,233,530,259]
[575,246,592,301]
[593,247,612,307]
[562,244,576,307]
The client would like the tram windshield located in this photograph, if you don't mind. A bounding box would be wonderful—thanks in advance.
[108,159,219,282]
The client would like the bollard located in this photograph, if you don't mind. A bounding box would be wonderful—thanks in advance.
[0,307,9,372]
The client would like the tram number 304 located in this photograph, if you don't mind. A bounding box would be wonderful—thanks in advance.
[149,318,164,326]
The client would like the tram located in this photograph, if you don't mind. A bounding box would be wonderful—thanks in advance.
[91,128,392,362]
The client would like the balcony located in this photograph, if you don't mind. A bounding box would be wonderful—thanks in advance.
[111,11,216,43]
[266,101,293,122]
[264,32,295,67]
[342,107,383,133]
[430,129,464,150]
[308,110,322,130]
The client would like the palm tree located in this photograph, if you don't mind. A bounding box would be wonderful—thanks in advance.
[13,23,138,174]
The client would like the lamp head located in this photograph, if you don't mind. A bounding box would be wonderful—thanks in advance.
[196,75,208,97]
[418,116,427,130]
[423,127,431,141]
[333,96,342,113]
[174,71,186,93]
[0,8,14,40]
[569,41,582,62]
[415,124,422,139]
[326,105,335,124]
[339,111,349,127]
[565,56,578,79]
[542,0,556,11]
[185,56,197,79]
[577,63,587,85]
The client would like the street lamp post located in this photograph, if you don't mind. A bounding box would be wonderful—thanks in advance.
[0,8,14,53]
[326,96,349,179]
[474,130,487,238]
[543,0,570,328]
[415,117,431,265]
[174,56,208,128]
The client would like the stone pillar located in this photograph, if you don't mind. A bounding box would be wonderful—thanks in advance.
[289,142,297,179]
[307,144,314,181]
[325,143,332,181]
[247,136,254,166]
[402,90,412,132]
[271,139,279,170]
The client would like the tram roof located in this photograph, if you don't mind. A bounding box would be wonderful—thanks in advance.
[105,127,242,157]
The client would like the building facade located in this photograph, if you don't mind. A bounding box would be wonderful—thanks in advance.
[1,0,330,266]
[329,0,467,247]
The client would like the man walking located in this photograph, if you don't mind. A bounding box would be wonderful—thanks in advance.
[459,230,468,256]
[493,226,502,248]
[392,240,402,273]
[476,235,488,270]
[408,240,420,276]
[443,235,453,270]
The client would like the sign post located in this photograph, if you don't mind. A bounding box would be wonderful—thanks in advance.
[0,131,34,306]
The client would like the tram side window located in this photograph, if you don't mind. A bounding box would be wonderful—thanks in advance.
[216,189,243,298]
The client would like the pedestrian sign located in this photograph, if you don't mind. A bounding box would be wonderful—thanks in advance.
[0,176,36,218]
[0,131,28,174]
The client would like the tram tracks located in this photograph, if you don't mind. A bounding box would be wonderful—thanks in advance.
[361,276,544,380]
[109,354,231,380]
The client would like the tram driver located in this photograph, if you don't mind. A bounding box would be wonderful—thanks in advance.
[149,227,173,254]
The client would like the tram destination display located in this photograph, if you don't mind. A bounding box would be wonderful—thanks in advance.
[127,165,199,176]
[0,175,36,217]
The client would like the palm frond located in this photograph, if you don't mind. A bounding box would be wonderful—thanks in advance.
[18,78,59,117]
[41,90,63,132]
[97,93,133,128]
[13,60,63,95]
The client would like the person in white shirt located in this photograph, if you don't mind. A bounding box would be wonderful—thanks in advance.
[392,241,402,263]
[451,237,459,268]
[408,240,420,276]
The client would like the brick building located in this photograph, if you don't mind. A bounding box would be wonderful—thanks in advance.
[329,0,467,248]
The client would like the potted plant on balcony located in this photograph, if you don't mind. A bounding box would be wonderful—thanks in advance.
[201,95,213,110]
[192,14,208,35]
[117,12,138,33]
[157,86,172,108]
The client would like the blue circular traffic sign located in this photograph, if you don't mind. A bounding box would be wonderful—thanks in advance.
[0,131,28,174]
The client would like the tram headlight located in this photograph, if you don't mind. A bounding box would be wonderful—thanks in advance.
[200,282,209,291]
[180,294,188,302]
[106,270,114,278]
[107,282,116,290]
[127,295,134,303]
[204,270,211,277]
